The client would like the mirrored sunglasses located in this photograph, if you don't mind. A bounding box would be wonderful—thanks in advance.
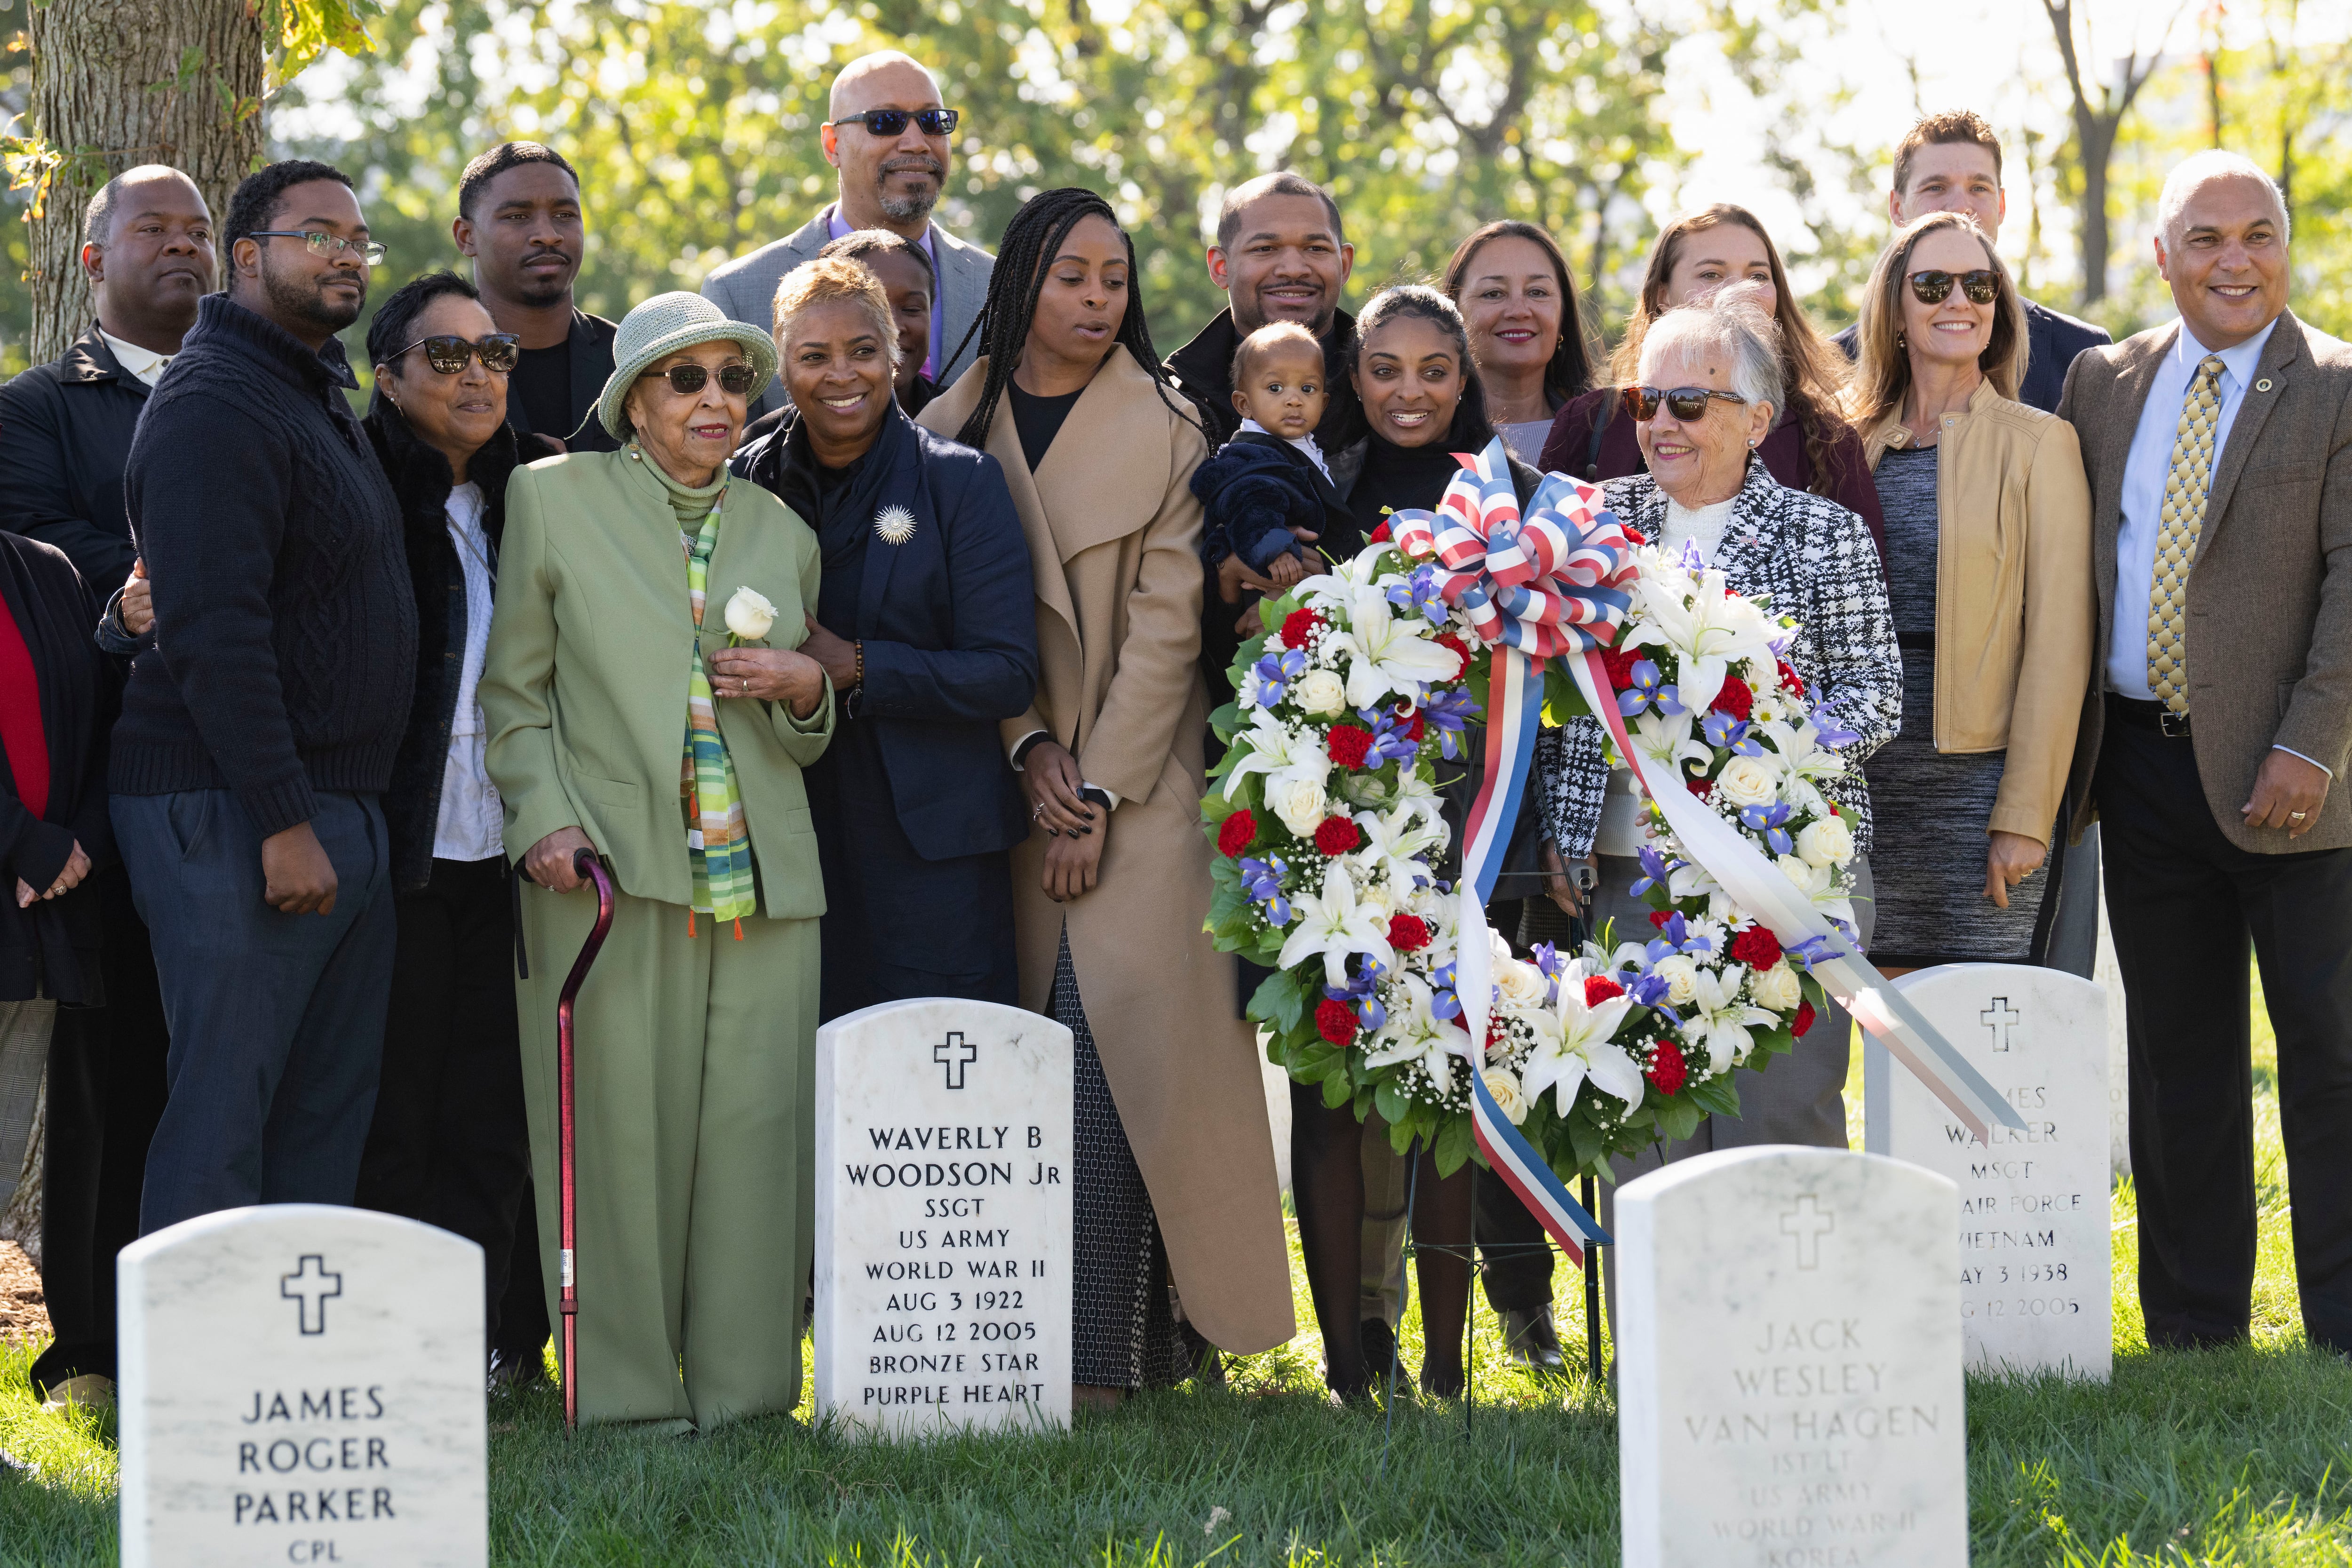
[655,363,758,396]
[395,334,522,374]
[1907,269,2000,305]
[1621,384,1748,422]
[838,108,959,137]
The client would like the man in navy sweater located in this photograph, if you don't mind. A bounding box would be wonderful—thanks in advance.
[113,160,415,1234]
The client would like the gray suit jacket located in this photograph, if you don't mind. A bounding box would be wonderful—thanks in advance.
[2061,310,2352,853]
[699,207,994,417]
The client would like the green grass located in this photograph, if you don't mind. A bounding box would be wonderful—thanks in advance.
[7,965,2351,1566]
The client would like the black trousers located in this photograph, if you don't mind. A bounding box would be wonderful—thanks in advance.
[29,866,169,1395]
[353,857,531,1351]
[2097,707,2352,1352]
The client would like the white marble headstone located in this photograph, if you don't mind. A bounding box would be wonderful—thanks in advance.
[1865,963,2113,1380]
[1617,1146,1966,1568]
[814,998,1073,1436]
[119,1204,486,1568]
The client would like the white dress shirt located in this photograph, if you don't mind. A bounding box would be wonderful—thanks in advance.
[1236,417,1333,482]
[98,328,173,388]
[433,483,507,861]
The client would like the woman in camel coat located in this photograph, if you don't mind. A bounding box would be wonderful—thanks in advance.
[920,189,1291,1403]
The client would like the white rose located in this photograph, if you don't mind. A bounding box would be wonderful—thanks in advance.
[1777,853,1829,896]
[1293,669,1348,716]
[1651,954,1700,1006]
[1716,754,1780,808]
[1796,813,1854,868]
[723,585,778,641]
[1481,1067,1530,1125]
[1496,959,1549,1007]
[1266,771,1329,837]
[1751,960,1802,1011]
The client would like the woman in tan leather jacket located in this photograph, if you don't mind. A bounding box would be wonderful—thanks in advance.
[1844,212,2094,970]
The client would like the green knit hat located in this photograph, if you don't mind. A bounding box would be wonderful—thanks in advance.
[597,291,779,441]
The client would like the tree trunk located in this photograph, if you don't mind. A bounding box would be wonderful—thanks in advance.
[2074,110,2114,307]
[24,0,266,365]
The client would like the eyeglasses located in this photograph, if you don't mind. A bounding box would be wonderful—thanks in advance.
[391,333,521,374]
[652,362,758,396]
[1621,384,1749,422]
[1907,269,2000,305]
[832,108,959,138]
[246,230,389,267]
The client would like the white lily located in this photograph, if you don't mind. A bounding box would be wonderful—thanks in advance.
[1294,543,1404,603]
[1520,986,1642,1113]
[1221,710,1330,799]
[1627,707,1710,789]
[1755,716,1848,788]
[1388,766,1448,833]
[1276,863,1398,989]
[1350,807,1444,891]
[1322,583,1463,709]
[1623,567,1778,715]
[1360,971,1459,1096]
[1682,964,1778,1073]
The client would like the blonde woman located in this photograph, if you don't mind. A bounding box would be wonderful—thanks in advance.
[1843,212,2092,971]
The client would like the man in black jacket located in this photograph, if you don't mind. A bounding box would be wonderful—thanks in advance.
[454,141,619,454]
[113,159,414,1235]
[1832,109,2110,982]
[0,164,208,1409]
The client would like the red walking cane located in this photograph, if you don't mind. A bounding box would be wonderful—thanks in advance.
[557,848,616,1432]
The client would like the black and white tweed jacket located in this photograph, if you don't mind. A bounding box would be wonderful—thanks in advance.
[1536,460,1901,858]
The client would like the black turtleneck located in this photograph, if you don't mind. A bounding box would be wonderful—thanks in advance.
[1346,433,1480,541]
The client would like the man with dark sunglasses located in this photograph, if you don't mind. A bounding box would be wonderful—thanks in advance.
[111,159,415,1239]
[702,49,994,415]
[454,140,620,454]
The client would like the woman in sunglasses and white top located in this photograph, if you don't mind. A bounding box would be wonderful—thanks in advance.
[1535,287,1900,1163]
[480,291,836,1431]
[1841,211,2091,976]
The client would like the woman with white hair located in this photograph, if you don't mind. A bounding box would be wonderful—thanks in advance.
[1843,211,2091,973]
[732,254,1038,1019]
[1537,290,1900,1155]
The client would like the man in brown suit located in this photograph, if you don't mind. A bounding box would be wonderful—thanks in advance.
[2061,150,2352,1353]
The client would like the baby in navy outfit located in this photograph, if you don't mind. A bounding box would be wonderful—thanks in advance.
[1191,322,1342,588]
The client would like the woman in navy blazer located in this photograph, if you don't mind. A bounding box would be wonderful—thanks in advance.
[734,256,1037,1019]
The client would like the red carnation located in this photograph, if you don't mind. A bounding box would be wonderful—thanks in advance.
[1584,975,1625,1006]
[1710,676,1753,721]
[1688,774,1714,801]
[1314,816,1363,856]
[1279,607,1326,647]
[1316,998,1359,1045]
[1396,705,1426,741]
[1387,914,1430,952]
[1645,1038,1688,1096]
[1216,809,1257,858]
[1326,724,1374,770]
[1648,909,1673,930]
[1599,643,1645,692]
[1621,525,1648,546]
[1793,1001,1817,1038]
[1436,630,1470,664]
[1777,660,1806,698]
[1368,520,1393,544]
[1729,926,1782,971]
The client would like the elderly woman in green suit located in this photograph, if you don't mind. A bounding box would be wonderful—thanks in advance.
[481,292,833,1432]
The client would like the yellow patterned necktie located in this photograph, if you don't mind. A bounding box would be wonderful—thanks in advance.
[2147,354,2227,716]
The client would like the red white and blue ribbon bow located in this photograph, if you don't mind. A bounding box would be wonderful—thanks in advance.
[1391,438,1638,1267]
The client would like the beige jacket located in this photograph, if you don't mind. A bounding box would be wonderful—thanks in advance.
[1863,379,2094,845]
[920,349,1295,1356]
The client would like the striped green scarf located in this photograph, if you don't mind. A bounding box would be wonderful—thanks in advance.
[647,454,758,926]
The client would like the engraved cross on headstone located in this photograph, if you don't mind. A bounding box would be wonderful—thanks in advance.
[1779,1195,1834,1270]
[934,1031,978,1090]
[1981,997,2021,1053]
[280,1254,342,1335]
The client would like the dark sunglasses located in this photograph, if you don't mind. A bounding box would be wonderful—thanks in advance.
[1907,269,2000,305]
[835,108,959,137]
[1621,384,1749,422]
[392,333,521,374]
[653,362,757,396]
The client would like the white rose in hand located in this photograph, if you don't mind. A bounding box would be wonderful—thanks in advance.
[1796,813,1854,868]
[1292,668,1348,717]
[1266,770,1330,838]
[724,586,778,642]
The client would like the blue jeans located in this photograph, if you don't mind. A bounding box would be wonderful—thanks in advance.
[114,789,396,1234]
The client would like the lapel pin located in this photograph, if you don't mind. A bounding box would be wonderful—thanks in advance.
[873,505,917,545]
[2256,378,2274,392]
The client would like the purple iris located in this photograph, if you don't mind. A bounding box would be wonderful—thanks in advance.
[1250,647,1307,704]
[1620,659,1682,718]
[1422,689,1478,760]
[1361,705,1422,765]
[1623,969,1674,1010]
[1810,693,1862,749]
[1739,801,1796,857]
[1386,564,1449,629]
[1238,855,1291,924]
[1702,710,1748,749]
[1629,843,1674,898]
[1787,932,1844,967]
[1430,962,1462,1022]
[1326,958,1389,1031]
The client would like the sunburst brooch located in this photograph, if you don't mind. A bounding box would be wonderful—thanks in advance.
[873,505,917,545]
